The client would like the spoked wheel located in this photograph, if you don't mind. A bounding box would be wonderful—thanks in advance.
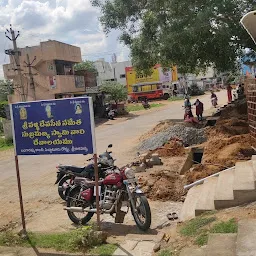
[58,176,71,201]
[131,194,151,231]
[66,187,94,225]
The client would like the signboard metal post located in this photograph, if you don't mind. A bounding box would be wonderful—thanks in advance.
[93,154,101,229]
[14,155,27,233]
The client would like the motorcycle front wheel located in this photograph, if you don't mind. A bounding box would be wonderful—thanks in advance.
[66,187,94,225]
[131,194,151,231]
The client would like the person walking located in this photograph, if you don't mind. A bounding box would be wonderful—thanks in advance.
[183,97,192,119]
[227,84,232,103]
[194,99,204,121]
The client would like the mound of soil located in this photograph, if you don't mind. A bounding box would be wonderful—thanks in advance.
[186,133,254,183]
[209,118,249,137]
[140,171,186,201]
[155,140,185,157]
[219,98,247,120]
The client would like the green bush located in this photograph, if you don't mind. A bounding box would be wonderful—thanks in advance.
[0,137,13,150]
[0,101,8,119]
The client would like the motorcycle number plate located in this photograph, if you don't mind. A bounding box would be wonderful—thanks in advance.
[93,186,101,196]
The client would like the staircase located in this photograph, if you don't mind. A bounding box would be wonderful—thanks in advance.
[179,220,256,256]
[180,158,256,221]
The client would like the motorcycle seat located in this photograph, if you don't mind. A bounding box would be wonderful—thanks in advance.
[74,177,104,186]
[63,166,85,173]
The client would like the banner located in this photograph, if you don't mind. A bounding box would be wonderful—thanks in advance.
[10,97,96,155]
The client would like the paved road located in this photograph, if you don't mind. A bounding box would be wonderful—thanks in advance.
[0,90,227,229]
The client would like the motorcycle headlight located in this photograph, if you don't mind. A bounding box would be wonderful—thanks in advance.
[125,168,135,179]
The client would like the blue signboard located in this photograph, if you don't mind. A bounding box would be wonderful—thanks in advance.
[10,97,96,155]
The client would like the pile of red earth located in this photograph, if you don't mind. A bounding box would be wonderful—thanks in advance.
[140,170,186,201]
[154,139,185,157]
[186,100,252,184]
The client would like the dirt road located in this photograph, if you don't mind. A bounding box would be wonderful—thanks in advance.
[0,91,227,231]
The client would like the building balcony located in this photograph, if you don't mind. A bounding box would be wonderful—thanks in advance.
[49,75,86,94]
[3,64,16,79]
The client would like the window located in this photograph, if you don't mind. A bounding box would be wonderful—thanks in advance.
[120,74,126,78]
[55,60,74,75]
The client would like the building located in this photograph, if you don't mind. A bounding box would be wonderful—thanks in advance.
[94,58,132,86]
[3,40,90,103]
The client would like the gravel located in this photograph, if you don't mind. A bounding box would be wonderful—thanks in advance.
[138,124,206,152]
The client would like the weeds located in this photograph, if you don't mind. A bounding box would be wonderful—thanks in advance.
[210,218,238,234]
[180,217,216,236]
[0,227,116,254]
[158,249,173,256]
[195,232,208,246]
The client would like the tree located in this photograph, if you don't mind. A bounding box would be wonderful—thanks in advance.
[101,81,127,105]
[74,60,97,73]
[0,80,12,101]
[92,0,256,74]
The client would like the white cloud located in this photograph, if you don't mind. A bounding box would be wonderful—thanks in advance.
[0,0,130,79]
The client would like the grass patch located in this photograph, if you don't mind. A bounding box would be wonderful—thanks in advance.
[168,96,184,102]
[126,103,164,112]
[0,227,115,253]
[0,137,13,151]
[180,217,216,237]
[210,218,238,234]
[195,232,208,246]
[89,244,117,255]
[158,249,173,256]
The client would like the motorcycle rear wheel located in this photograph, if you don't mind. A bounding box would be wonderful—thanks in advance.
[131,194,151,231]
[66,187,94,225]
[58,176,71,201]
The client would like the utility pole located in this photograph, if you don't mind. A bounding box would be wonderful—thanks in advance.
[5,24,26,102]
[24,50,37,100]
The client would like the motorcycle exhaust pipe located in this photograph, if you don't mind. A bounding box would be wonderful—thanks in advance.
[64,207,97,213]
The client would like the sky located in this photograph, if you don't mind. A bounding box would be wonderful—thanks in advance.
[0,0,130,79]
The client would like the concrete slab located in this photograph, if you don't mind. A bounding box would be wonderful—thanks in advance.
[180,184,203,221]
[195,177,218,216]
[113,240,155,256]
[237,219,256,256]
[214,170,236,209]
[179,247,205,256]
[233,161,255,191]
[206,234,236,256]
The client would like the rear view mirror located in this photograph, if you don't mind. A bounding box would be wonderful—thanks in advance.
[108,144,113,148]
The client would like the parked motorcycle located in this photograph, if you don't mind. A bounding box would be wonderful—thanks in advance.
[55,145,115,200]
[142,99,151,109]
[64,162,151,231]
[104,104,117,120]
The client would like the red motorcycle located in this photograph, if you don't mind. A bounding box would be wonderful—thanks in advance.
[64,163,151,231]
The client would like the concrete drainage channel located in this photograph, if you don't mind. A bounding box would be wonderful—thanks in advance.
[180,146,204,175]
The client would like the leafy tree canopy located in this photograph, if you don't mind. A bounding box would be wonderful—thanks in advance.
[92,0,256,74]
[74,60,97,73]
[101,81,127,103]
[0,80,12,101]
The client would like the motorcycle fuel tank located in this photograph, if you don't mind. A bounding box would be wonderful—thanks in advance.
[103,173,122,185]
